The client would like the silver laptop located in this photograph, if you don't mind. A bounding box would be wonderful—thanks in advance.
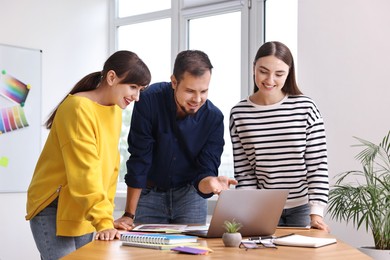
[186,189,289,238]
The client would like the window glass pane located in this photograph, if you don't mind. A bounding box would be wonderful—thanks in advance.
[118,0,171,17]
[118,19,171,83]
[189,11,241,178]
[117,19,171,185]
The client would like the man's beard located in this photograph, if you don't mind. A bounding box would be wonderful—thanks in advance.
[179,104,196,116]
[174,90,196,117]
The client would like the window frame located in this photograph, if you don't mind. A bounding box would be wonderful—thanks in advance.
[110,0,264,90]
[110,0,266,190]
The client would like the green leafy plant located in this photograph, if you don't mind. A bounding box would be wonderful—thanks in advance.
[327,131,390,250]
[223,219,243,233]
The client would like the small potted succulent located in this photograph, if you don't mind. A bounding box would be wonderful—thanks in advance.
[222,219,243,247]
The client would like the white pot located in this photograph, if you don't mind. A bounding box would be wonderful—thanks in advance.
[359,246,390,260]
[222,232,242,247]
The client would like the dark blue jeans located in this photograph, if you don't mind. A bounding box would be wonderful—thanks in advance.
[29,199,93,260]
[278,204,310,227]
[135,184,207,224]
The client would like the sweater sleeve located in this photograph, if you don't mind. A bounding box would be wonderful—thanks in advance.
[229,109,257,188]
[305,106,329,217]
[107,155,120,207]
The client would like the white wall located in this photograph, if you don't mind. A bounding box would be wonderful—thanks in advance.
[298,0,390,248]
[0,0,109,259]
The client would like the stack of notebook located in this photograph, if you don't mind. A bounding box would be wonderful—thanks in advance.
[120,232,199,250]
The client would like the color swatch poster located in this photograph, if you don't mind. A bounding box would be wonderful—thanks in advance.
[0,44,42,192]
[0,71,31,134]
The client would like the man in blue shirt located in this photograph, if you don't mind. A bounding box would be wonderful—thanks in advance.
[115,50,237,228]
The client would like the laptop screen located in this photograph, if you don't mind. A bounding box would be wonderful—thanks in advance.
[188,189,289,238]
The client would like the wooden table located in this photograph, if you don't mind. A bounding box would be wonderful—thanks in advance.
[61,228,371,259]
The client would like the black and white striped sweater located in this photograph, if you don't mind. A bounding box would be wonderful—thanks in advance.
[229,95,329,216]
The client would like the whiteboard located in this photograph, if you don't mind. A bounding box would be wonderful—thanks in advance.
[0,44,42,192]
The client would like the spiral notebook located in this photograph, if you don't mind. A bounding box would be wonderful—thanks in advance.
[120,232,197,245]
[122,241,199,250]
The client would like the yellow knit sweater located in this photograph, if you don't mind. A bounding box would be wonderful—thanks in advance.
[26,95,122,236]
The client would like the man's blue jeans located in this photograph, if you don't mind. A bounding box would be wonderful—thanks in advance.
[135,184,207,224]
[29,199,93,260]
[278,203,310,227]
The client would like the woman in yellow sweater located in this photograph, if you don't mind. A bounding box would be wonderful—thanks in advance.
[26,50,151,259]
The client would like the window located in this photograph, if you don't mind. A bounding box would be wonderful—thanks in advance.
[117,0,170,17]
[111,0,297,190]
[113,1,172,190]
[188,11,241,176]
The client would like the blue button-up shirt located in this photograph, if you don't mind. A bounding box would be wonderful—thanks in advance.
[124,82,224,198]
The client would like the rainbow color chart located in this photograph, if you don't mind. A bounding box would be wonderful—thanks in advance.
[0,72,30,106]
[0,71,30,134]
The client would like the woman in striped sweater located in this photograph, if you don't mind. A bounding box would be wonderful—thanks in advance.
[229,41,329,231]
